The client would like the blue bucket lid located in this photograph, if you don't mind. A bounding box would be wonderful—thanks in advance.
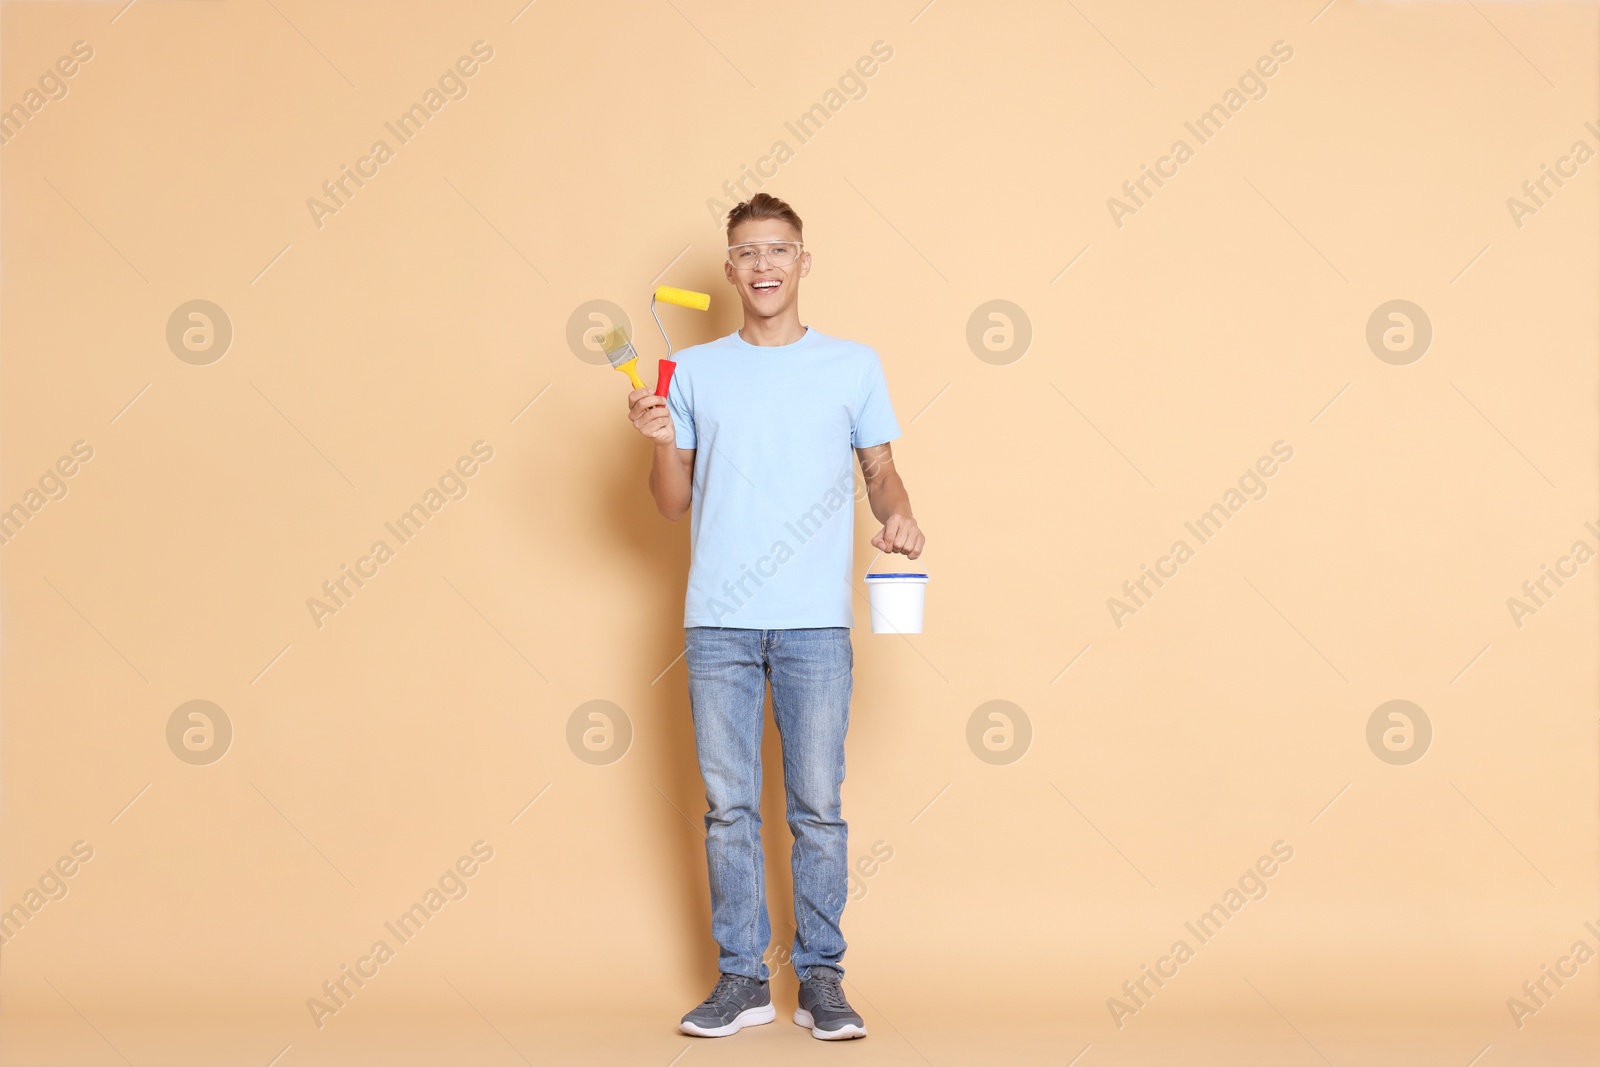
[866,572,928,579]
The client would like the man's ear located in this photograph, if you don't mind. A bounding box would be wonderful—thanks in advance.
[799,250,812,279]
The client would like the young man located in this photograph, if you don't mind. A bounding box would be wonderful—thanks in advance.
[626,193,923,1040]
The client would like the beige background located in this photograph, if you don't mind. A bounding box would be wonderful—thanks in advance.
[2,0,1597,1064]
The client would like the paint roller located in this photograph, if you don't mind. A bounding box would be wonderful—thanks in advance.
[599,286,711,396]
[649,286,711,399]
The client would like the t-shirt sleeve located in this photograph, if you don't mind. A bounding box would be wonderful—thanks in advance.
[852,351,902,448]
[666,368,695,449]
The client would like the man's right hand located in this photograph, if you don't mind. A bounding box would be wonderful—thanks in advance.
[628,388,676,446]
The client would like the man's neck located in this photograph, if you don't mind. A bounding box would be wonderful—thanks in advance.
[737,312,806,347]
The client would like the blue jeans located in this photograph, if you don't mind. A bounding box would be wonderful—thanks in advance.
[684,626,853,982]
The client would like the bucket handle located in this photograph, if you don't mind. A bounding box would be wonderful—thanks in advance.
[863,545,929,577]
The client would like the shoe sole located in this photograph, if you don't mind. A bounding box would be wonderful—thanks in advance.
[794,1007,867,1040]
[679,1003,776,1037]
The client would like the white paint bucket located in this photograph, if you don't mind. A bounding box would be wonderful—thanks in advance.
[864,572,929,633]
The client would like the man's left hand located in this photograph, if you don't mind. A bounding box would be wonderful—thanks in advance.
[871,514,924,559]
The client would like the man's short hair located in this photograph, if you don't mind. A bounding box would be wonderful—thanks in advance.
[726,192,803,241]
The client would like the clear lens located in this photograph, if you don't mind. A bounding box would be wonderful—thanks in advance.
[729,242,800,268]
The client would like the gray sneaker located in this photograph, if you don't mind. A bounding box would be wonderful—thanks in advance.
[794,968,867,1040]
[679,973,776,1037]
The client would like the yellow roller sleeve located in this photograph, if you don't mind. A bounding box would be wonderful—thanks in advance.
[654,286,711,311]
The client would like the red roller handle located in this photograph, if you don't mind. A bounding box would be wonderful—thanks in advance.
[654,359,677,398]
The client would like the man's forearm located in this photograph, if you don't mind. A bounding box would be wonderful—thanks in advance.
[650,442,692,520]
[865,470,912,523]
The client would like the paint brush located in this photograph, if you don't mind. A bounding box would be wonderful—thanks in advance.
[598,323,645,389]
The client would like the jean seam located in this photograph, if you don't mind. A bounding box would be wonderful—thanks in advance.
[751,816,763,977]
[751,632,764,977]
[772,676,808,973]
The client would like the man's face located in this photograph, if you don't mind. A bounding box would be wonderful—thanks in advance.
[724,219,809,320]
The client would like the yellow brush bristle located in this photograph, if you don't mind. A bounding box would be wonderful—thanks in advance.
[654,286,711,312]
[597,323,629,352]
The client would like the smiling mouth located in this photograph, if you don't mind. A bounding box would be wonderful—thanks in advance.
[749,278,782,296]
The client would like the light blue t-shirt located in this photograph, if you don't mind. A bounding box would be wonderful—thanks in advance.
[665,325,902,629]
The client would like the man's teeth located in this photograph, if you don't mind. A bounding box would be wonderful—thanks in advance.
[752,280,781,290]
